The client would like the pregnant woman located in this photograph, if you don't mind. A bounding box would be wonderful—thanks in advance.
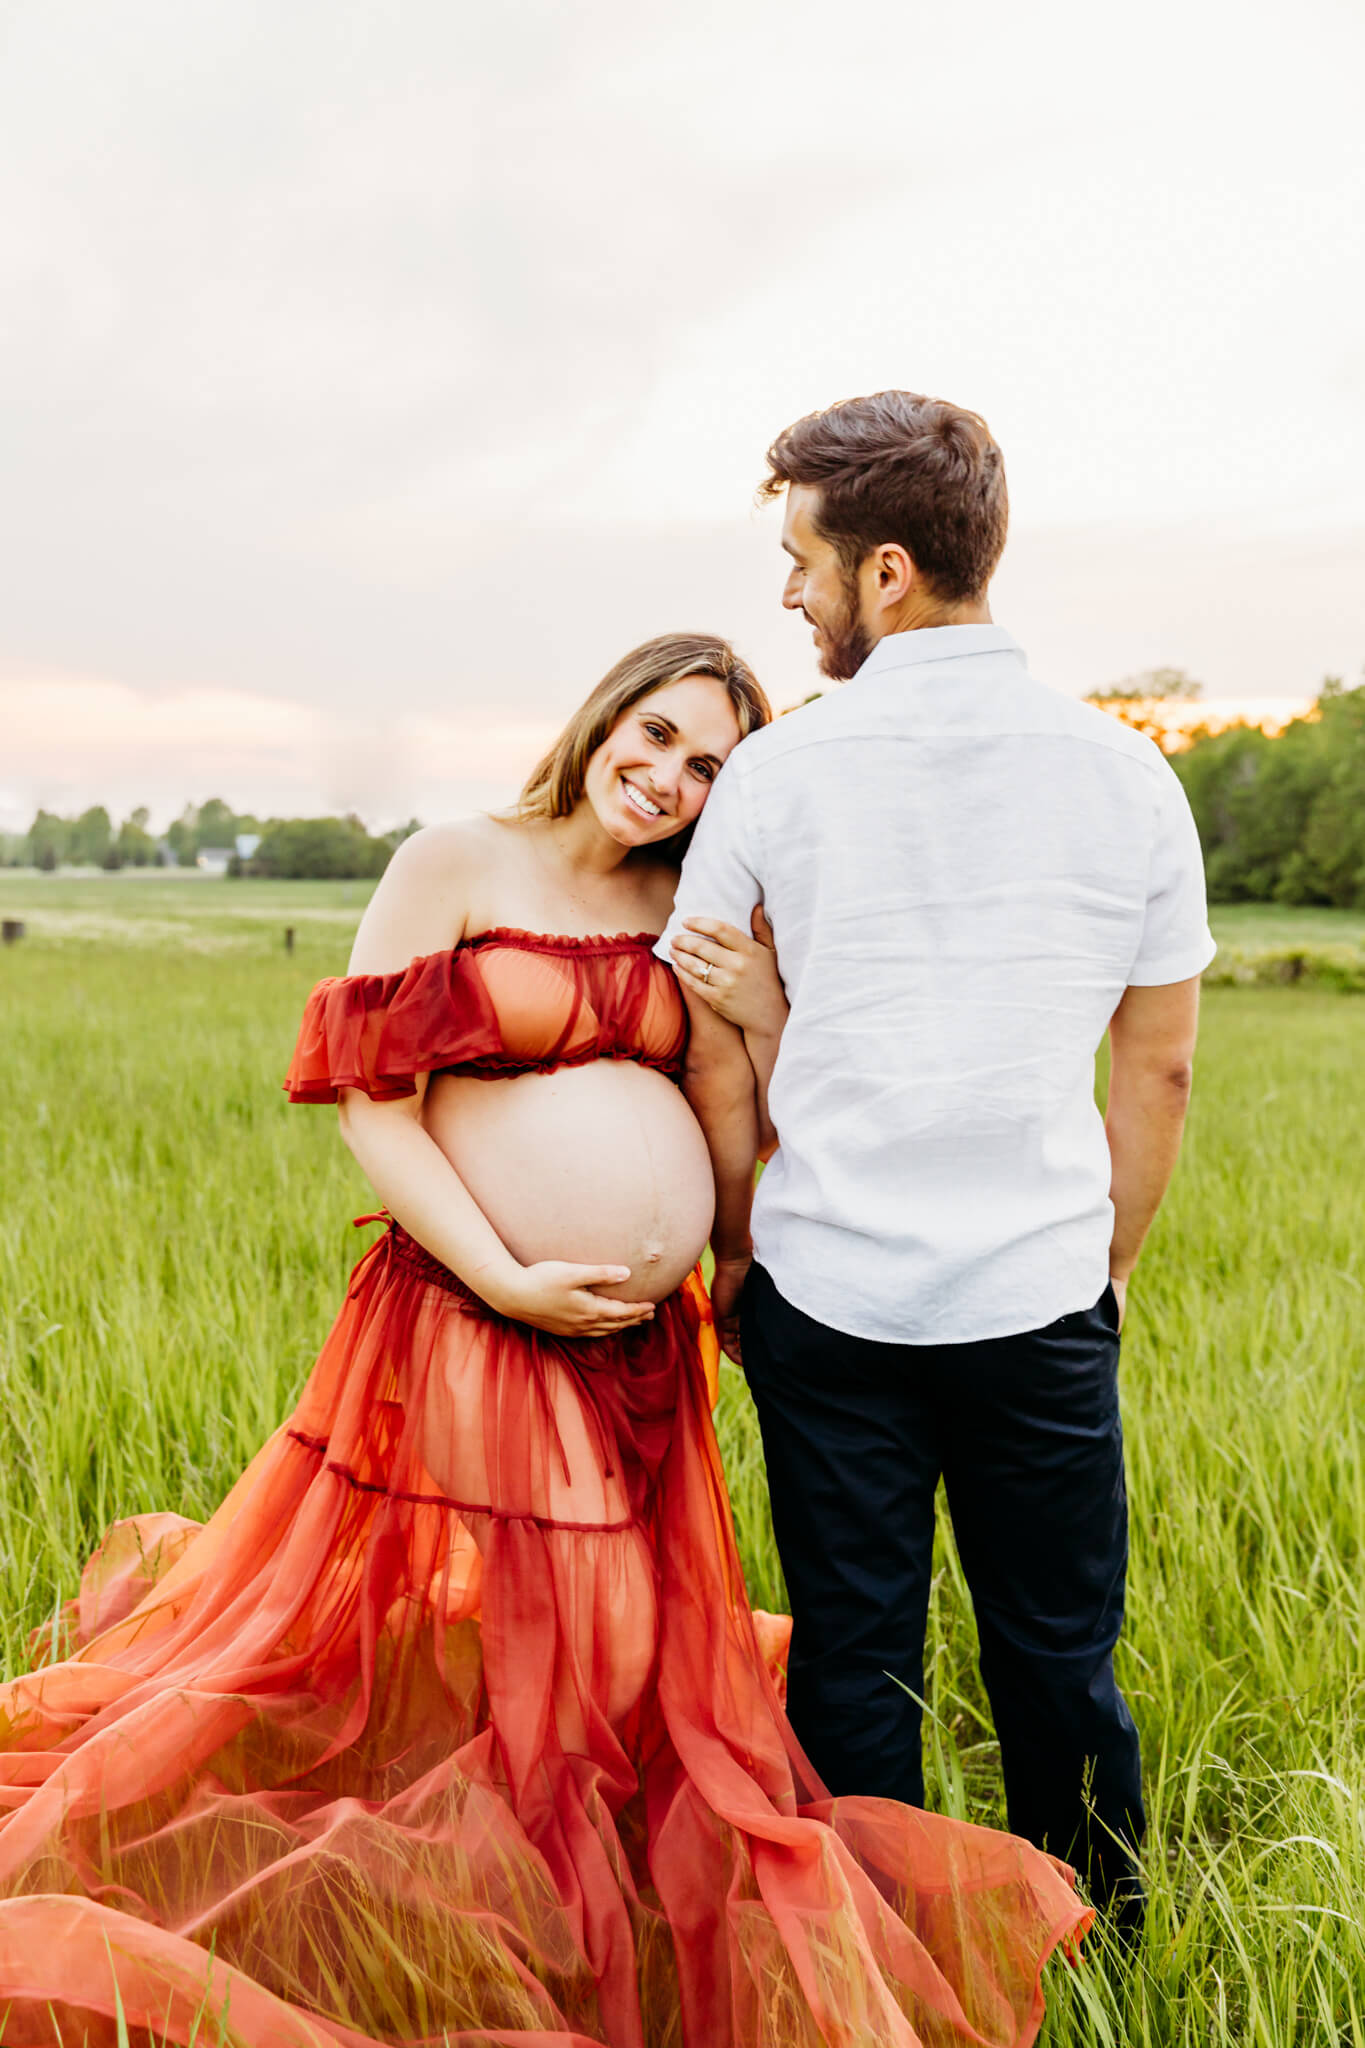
[0,634,1086,2046]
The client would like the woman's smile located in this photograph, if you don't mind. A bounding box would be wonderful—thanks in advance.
[620,774,665,821]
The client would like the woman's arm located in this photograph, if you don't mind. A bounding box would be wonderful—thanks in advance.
[337,1088,648,1333]
[676,988,760,1362]
[333,828,653,1336]
[670,908,788,1159]
[744,1024,783,1165]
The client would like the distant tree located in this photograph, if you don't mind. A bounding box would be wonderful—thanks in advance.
[1173,678,1365,905]
[195,797,238,850]
[166,804,200,868]
[116,808,157,866]
[249,814,393,880]
[27,809,70,868]
[69,806,114,867]
[1291,682,1365,906]
[1173,725,1273,898]
[1085,667,1203,754]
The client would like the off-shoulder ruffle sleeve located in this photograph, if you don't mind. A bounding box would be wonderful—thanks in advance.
[284,948,500,1103]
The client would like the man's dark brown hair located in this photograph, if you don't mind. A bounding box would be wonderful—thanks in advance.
[759,390,1008,604]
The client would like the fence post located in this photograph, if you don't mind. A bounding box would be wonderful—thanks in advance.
[1,920,24,944]
[284,926,295,954]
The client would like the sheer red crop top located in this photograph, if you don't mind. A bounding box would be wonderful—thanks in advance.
[285,927,687,1103]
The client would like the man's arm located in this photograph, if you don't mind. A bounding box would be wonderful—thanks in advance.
[679,985,761,1361]
[1104,974,1201,1325]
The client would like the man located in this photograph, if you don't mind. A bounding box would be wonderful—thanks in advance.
[656,390,1214,1924]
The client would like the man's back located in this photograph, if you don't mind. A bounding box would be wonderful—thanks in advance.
[663,624,1214,1342]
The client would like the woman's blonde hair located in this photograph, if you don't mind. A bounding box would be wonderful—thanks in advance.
[514,632,770,856]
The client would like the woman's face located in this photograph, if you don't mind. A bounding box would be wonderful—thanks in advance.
[582,675,744,849]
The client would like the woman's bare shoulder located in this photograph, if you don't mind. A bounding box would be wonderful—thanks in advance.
[347,817,510,975]
[391,815,506,877]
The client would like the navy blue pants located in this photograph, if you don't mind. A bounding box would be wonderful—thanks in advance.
[740,1261,1144,1915]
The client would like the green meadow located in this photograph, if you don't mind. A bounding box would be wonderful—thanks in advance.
[1,874,1364,2044]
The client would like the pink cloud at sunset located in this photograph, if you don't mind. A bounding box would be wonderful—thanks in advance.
[0,676,558,835]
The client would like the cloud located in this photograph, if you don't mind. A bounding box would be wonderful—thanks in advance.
[997,526,1365,700]
[3,507,1362,838]
[1,0,1362,777]
[0,673,559,834]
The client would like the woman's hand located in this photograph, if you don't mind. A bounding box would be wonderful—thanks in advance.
[671,908,787,1035]
[486,1261,656,1337]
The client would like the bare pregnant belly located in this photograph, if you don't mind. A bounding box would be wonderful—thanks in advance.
[423,1061,715,1303]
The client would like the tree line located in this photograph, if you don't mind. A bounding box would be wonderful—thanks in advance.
[1088,674,1365,907]
[8,675,1363,902]
[5,799,421,879]
[1170,682,1364,907]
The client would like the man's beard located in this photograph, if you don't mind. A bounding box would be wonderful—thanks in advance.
[812,575,875,682]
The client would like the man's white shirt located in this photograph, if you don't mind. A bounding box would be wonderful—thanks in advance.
[656,626,1216,1345]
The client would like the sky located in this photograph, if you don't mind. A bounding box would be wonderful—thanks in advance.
[2,0,1363,835]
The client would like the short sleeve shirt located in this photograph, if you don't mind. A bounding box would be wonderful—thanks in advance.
[657,625,1215,1344]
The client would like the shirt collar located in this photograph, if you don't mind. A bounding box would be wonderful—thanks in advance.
[852,624,1026,683]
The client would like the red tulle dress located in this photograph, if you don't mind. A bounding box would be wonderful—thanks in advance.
[0,930,1088,2047]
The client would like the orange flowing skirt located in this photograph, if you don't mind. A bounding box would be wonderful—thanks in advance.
[0,1225,1088,2047]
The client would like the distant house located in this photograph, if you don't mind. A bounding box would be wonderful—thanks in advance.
[196,846,234,876]
[235,832,261,860]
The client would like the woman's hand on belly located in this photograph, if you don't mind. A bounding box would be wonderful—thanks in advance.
[424,1062,716,1310]
[486,1260,656,1337]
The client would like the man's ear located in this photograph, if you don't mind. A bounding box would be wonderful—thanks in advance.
[875,543,915,603]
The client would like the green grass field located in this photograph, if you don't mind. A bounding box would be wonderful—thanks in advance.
[2,877,1364,2043]
[2,869,1364,954]
[1207,902,1365,950]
